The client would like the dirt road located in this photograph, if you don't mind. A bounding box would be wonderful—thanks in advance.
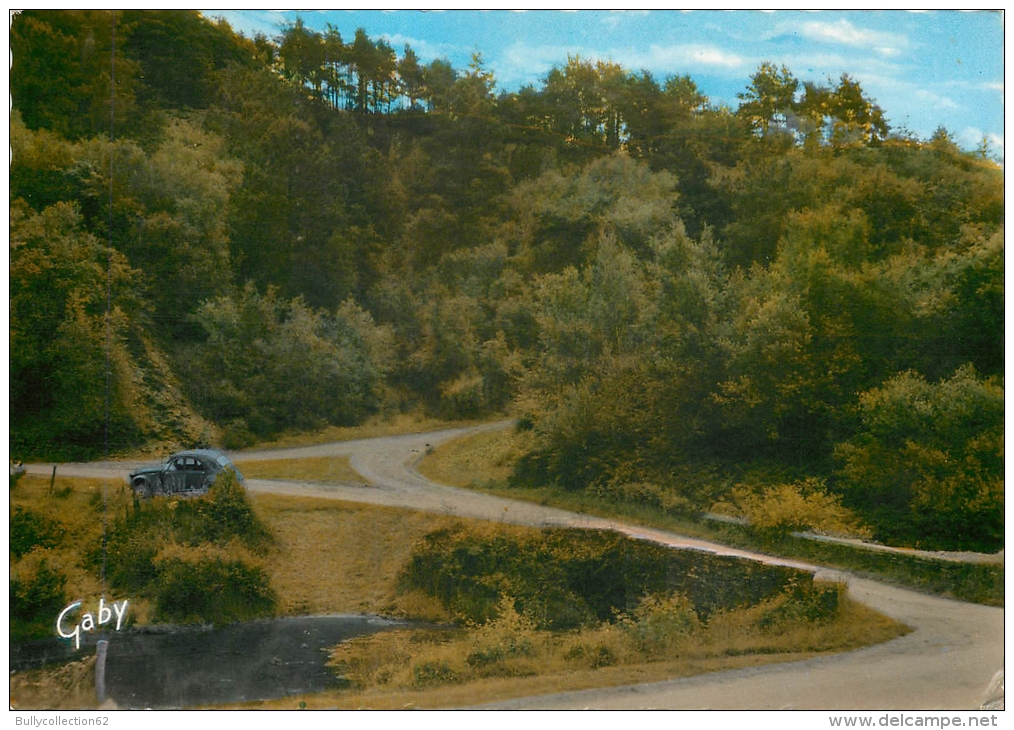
[24,423,1004,710]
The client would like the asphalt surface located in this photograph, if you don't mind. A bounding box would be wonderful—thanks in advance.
[23,422,1004,710]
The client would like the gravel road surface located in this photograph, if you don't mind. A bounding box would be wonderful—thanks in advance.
[23,422,1004,710]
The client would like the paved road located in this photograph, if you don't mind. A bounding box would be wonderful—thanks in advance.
[24,423,1004,710]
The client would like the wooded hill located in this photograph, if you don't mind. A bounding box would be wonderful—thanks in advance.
[10,11,1003,550]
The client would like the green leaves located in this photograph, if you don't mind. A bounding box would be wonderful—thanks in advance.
[186,285,391,439]
[834,366,1003,550]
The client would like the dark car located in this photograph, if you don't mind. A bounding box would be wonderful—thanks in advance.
[129,449,244,498]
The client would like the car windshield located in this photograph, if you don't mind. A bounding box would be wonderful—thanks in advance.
[216,455,231,468]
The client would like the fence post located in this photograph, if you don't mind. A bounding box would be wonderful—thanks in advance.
[95,639,109,704]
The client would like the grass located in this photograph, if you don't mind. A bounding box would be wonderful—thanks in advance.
[9,474,137,617]
[244,411,492,451]
[246,493,460,619]
[417,425,535,488]
[226,588,905,710]
[233,456,369,486]
[9,656,102,711]
[418,427,1005,607]
[8,471,914,710]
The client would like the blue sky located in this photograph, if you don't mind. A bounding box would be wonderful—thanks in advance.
[203,10,1004,160]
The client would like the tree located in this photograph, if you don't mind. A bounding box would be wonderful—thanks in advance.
[121,10,258,112]
[834,366,1003,551]
[827,74,888,146]
[348,28,377,113]
[422,58,457,113]
[321,25,348,110]
[187,285,391,439]
[398,44,425,111]
[11,10,140,139]
[279,18,325,99]
[737,62,798,136]
[449,51,497,120]
[10,200,143,458]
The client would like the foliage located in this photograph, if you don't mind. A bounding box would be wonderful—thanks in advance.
[10,507,65,560]
[330,576,873,702]
[619,592,700,656]
[400,525,816,629]
[8,11,1003,551]
[733,478,870,539]
[10,559,69,641]
[184,285,392,438]
[150,545,276,625]
[103,471,275,624]
[834,366,1004,551]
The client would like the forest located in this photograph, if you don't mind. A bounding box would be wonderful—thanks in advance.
[9,10,1003,551]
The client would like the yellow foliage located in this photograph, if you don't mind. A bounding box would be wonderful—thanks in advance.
[733,478,870,538]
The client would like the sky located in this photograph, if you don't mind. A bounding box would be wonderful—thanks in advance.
[202,9,1005,160]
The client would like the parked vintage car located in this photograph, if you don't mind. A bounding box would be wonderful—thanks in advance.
[129,449,244,498]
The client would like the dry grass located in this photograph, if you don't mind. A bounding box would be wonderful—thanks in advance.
[249,411,488,450]
[234,456,369,485]
[417,426,533,488]
[9,656,103,711]
[12,474,911,711]
[10,475,136,612]
[228,592,906,710]
[247,493,463,618]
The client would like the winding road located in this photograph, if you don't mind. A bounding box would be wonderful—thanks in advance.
[24,422,1004,710]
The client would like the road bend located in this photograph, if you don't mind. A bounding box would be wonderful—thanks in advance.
[22,422,1004,710]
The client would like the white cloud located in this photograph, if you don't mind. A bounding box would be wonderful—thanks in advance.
[600,10,650,30]
[634,44,747,71]
[957,127,1004,160]
[380,33,460,60]
[796,19,910,57]
[495,40,749,89]
[911,88,959,110]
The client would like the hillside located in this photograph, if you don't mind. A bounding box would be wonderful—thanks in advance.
[9,10,1003,551]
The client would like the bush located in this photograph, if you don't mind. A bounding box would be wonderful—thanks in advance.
[10,559,68,640]
[412,660,459,687]
[401,526,815,629]
[594,479,693,514]
[465,596,537,673]
[10,507,64,559]
[152,546,276,625]
[757,580,844,630]
[103,472,276,624]
[620,592,700,656]
[834,366,1003,550]
[733,477,870,539]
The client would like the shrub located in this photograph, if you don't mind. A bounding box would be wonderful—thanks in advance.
[594,479,692,514]
[439,372,486,419]
[401,526,815,629]
[10,507,64,559]
[757,580,844,630]
[733,478,870,539]
[412,660,459,687]
[621,592,700,656]
[10,559,68,640]
[834,366,1003,550]
[465,596,537,673]
[152,545,276,625]
[102,472,275,624]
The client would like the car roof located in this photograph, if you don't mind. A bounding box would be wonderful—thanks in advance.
[172,449,234,463]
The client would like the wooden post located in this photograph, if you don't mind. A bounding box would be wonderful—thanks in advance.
[48,465,57,496]
[95,639,109,704]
